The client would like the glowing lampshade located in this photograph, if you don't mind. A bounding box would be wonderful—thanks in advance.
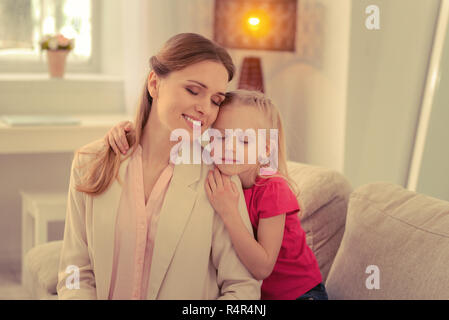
[213,0,297,51]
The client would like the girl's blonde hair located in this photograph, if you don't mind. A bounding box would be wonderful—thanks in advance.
[76,33,235,195]
[221,89,299,195]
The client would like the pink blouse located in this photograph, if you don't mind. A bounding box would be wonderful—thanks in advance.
[108,144,174,299]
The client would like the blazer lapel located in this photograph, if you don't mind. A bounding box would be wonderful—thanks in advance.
[146,162,202,299]
[92,155,131,299]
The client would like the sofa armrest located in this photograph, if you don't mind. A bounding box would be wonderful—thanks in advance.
[325,182,449,299]
[24,240,63,299]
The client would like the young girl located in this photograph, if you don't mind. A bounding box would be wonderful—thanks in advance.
[106,90,327,300]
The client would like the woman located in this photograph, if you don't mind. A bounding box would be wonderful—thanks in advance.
[57,33,261,300]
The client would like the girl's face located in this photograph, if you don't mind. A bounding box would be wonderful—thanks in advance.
[149,60,228,138]
[211,103,269,177]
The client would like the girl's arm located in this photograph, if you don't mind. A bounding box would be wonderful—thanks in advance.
[209,174,262,300]
[222,210,285,280]
[205,168,285,280]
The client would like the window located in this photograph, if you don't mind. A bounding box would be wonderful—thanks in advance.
[0,0,100,72]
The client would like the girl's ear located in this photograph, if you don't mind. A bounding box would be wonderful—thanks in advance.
[265,140,271,158]
[262,137,279,167]
[147,71,160,99]
[258,138,272,166]
[265,137,278,158]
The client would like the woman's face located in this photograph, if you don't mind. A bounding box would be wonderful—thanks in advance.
[149,60,229,137]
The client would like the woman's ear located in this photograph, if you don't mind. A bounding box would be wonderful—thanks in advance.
[147,71,160,99]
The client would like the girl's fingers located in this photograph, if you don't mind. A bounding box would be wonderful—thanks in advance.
[204,180,212,199]
[113,121,132,153]
[230,181,238,194]
[112,127,126,152]
[118,120,129,129]
[108,134,120,155]
[208,171,217,192]
[118,128,129,153]
[112,129,127,154]
[213,167,223,188]
[222,174,231,189]
[204,179,211,197]
[124,121,134,132]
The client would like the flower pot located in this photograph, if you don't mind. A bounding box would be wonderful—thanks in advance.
[46,50,69,78]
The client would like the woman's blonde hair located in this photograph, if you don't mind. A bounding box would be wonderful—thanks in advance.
[221,89,299,195]
[76,33,235,195]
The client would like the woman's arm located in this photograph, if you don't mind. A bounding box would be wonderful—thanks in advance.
[205,168,285,280]
[57,155,97,299]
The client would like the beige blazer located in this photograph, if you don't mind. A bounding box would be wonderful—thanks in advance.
[57,140,261,299]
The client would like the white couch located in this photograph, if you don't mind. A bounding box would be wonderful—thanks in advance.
[23,161,449,299]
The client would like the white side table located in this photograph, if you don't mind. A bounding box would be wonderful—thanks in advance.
[20,191,67,286]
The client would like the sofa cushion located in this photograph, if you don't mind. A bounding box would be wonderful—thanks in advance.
[287,161,352,282]
[326,182,449,299]
[24,240,62,294]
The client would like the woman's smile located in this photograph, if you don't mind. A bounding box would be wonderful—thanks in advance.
[182,113,203,129]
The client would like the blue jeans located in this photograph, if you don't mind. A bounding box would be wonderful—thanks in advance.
[296,283,328,300]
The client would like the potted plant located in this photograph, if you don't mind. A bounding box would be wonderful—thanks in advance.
[40,34,75,78]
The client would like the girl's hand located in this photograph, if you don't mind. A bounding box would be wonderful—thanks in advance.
[205,167,240,222]
[104,121,134,155]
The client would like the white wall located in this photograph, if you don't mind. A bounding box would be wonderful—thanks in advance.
[121,0,180,114]
[415,15,449,202]
[344,0,441,189]
[265,0,350,172]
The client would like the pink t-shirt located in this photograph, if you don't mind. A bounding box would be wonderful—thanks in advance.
[108,144,174,299]
[243,176,322,300]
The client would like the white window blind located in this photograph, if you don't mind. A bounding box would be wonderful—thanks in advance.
[0,0,99,71]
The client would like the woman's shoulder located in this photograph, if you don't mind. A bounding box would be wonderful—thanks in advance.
[73,139,106,166]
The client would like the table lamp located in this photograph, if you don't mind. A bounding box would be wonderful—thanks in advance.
[213,0,298,93]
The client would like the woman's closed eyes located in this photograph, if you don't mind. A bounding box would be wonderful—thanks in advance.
[185,87,223,106]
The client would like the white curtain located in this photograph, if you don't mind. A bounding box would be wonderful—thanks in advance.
[121,0,174,115]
